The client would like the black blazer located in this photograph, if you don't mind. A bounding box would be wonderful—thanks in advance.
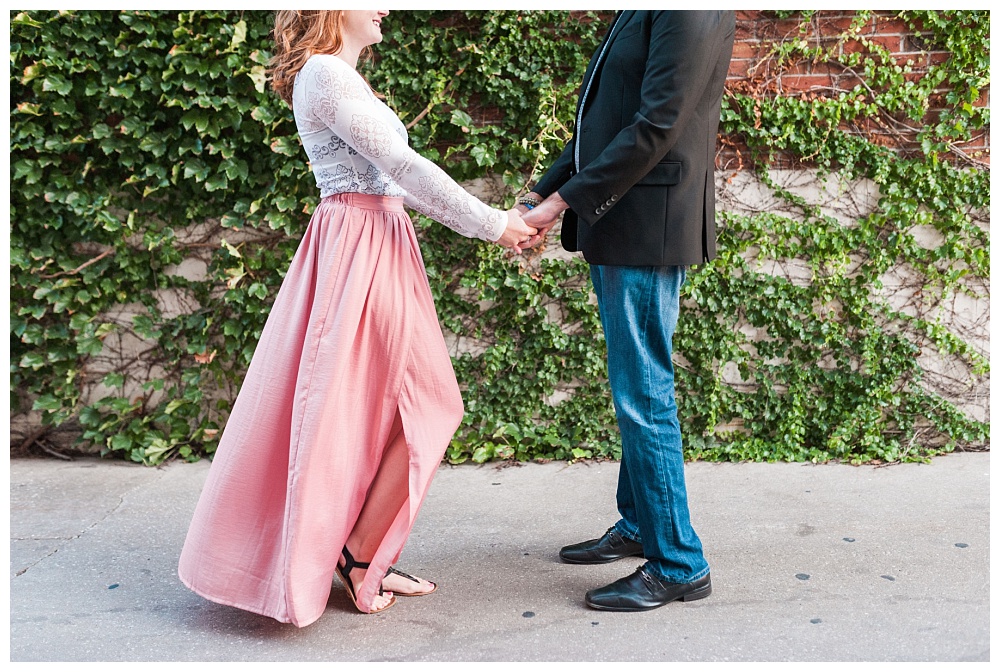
[533,10,735,267]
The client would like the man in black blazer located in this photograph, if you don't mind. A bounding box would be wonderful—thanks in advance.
[519,10,735,611]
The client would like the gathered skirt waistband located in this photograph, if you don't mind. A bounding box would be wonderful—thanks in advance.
[324,192,405,213]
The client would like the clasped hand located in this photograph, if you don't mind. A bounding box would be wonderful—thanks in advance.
[496,209,538,254]
[496,191,568,254]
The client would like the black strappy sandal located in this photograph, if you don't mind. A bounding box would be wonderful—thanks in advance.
[336,547,396,614]
[384,566,437,597]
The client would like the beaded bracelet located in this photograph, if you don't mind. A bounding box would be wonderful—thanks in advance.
[516,196,541,210]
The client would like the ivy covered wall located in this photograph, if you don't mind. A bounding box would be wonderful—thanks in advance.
[9,10,989,464]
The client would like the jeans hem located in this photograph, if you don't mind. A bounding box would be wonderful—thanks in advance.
[612,520,642,544]
[643,562,711,585]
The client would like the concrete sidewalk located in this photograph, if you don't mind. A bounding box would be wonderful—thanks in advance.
[8,453,991,662]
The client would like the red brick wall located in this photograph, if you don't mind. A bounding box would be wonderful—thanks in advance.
[722,10,990,169]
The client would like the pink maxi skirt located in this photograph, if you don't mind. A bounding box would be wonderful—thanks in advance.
[178,193,464,626]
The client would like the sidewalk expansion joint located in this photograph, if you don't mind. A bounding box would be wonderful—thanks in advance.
[13,547,59,577]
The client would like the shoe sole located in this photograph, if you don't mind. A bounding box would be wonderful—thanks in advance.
[585,583,712,612]
[559,552,646,565]
[393,584,437,597]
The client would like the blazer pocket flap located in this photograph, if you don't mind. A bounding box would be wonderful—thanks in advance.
[637,162,682,186]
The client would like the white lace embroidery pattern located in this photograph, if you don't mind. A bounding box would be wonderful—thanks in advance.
[292,54,505,242]
[350,115,392,158]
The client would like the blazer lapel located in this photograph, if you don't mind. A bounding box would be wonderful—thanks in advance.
[577,11,635,112]
[574,10,636,170]
[577,14,621,102]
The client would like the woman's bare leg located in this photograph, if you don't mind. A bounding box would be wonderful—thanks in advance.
[341,412,434,608]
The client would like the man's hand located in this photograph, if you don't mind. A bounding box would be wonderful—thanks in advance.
[496,209,538,254]
[521,191,569,248]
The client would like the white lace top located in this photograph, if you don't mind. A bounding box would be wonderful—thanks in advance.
[292,54,506,242]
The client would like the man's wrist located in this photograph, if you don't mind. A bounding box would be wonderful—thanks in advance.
[548,191,569,212]
[515,194,542,210]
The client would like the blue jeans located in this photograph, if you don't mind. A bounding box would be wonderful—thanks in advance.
[590,264,709,584]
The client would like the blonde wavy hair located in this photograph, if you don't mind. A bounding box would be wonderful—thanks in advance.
[269,10,373,106]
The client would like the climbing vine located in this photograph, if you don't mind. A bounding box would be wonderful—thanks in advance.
[9,10,989,465]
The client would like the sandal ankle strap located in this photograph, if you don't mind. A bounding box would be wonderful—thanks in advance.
[340,546,371,573]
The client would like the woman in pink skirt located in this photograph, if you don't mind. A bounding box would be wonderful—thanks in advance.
[178,10,537,625]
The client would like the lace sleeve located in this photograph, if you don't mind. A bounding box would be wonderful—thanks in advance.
[299,56,506,242]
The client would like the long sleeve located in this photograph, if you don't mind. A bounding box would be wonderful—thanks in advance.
[532,142,575,200]
[295,55,506,242]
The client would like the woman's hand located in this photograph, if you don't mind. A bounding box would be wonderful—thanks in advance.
[496,209,539,254]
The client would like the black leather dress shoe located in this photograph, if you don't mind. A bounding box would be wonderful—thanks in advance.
[585,569,712,612]
[559,527,645,564]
